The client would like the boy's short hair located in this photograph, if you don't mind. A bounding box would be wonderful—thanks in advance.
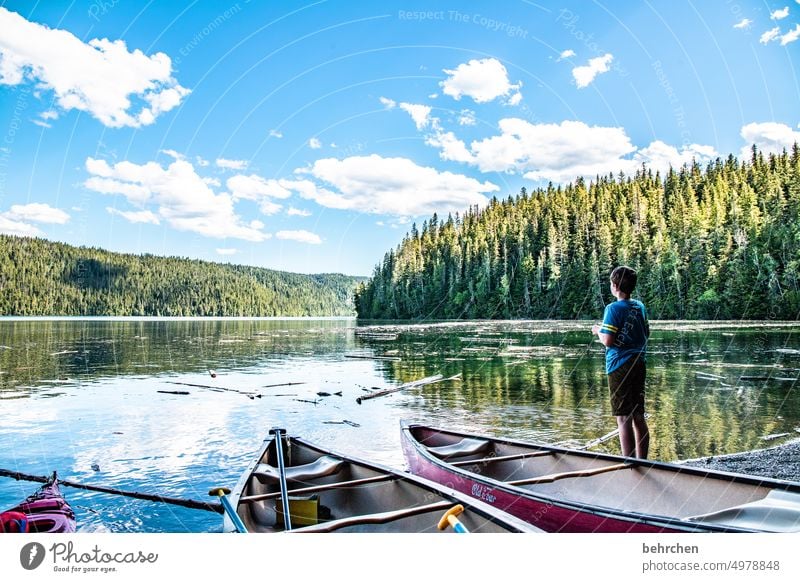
[610,266,637,295]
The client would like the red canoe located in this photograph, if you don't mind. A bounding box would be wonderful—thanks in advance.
[1,473,76,533]
[401,422,800,533]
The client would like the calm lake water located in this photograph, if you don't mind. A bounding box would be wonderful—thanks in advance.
[1,317,799,532]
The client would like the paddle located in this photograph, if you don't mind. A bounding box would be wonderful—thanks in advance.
[208,487,247,533]
[437,504,469,533]
[270,427,292,531]
[578,413,652,450]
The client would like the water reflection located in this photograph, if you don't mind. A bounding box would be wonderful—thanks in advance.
[0,318,799,532]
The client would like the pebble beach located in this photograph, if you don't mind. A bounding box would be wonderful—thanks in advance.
[683,439,800,482]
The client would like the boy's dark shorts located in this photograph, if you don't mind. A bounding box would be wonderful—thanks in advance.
[608,356,646,416]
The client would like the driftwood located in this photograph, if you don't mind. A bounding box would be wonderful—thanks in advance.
[157,390,190,395]
[322,420,361,427]
[167,381,256,396]
[344,354,401,361]
[262,382,306,388]
[356,374,461,404]
[295,398,320,405]
[0,468,222,513]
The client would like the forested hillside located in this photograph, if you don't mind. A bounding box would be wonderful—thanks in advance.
[355,146,800,320]
[0,236,360,316]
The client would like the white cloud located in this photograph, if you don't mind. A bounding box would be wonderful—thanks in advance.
[269,129,283,138]
[6,203,69,224]
[227,174,292,200]
[0,214,42,236]
[287,154,498,217]
[309,137,322,149]
[106,207,160,224]
[770,6,790,19]
[379,96,397,109]
[216,158,248,170]
[558,49,576,60]
[420,117,718,183]
[458,109,476,126]
[0,7,189,128]
[740,122,800,158]
[0,202,69,236]
[31,119,51,128]
[287,207,311,217]
[425,129,475,164]
[276,230,322,244]
[572,53,613,89]
[780,23,800,45]
[760,27,781,43]
[440,58,522,105]
[226,174,291,215]
[161,149,185,161]
[733,18,752,29]
[84,157,269,241]
[468,119,636,179]
[196,156,210,167]
[632,141,718,172]
[398,102,432,130]
[216,248,238,256]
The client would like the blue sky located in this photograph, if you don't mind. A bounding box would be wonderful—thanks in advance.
[0,1,798,276]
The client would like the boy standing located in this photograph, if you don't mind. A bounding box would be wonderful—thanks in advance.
[591,266,650,458]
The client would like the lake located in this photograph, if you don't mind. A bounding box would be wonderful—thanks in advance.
[1,317,799,532]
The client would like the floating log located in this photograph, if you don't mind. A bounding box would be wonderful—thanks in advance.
[761,432,791,441]
[344,354,402,361]
[322,420,361,427]
[356,374,461,404]
[157,390,190,395]
[295,398,320,405]
[739,376,772,381]
[262,382,306,389]
[0,468,222,513]
[167,381,256,396]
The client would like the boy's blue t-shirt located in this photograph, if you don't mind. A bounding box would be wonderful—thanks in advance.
[600,299,649,374]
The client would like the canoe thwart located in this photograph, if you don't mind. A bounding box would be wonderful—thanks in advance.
[252,455,344,484]
[289,500,453,533]
[507,462,633,486]
[427,438,491,460]
[451,450,554,467]
[684,489,800,533]
[240,474,394,504]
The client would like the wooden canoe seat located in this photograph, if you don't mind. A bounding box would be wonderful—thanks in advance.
[426,438,491,459]
[684,489,800,532]
[252,455,344,485]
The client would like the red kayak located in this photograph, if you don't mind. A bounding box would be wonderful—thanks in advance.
[0,473,76,533]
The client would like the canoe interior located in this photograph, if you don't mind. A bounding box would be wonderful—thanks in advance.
[235,436,527,533]
[409,426,799,528]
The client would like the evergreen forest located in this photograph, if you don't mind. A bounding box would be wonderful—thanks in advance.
[355,146,800,321]
[0,236,360,316]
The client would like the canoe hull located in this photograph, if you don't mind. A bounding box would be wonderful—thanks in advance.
[401,423,800,533]
[402,432,670,532]
[227,430,541,533]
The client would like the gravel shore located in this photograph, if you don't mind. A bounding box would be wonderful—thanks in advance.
[682,439,800,482]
